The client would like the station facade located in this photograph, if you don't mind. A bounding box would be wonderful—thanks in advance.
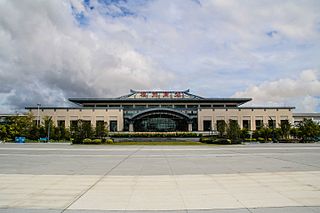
[26,90,294,132]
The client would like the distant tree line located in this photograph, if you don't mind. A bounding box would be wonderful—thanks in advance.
[214,118,320,143]
[0,114,108,143]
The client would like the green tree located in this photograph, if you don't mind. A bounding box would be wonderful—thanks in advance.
[226,120,241,142]
[7,113,34,139]
[95,121,106,138]
[290,127,300,139]
[72,120,94,144]
[256,125,272,142]
[0,124,8,141]
[297,119,320,142]
[42,116,55,141]
[216,120,226,137]
[279,120,291,140]
[240,128,249,140]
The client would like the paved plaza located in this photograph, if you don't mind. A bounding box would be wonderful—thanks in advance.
[0,143,320,212]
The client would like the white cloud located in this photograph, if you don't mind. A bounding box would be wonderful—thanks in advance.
[0,0,173,112]
[0,0,319,112]
[233,70,320,112]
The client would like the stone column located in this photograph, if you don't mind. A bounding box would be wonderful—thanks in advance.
[129,122,134,132]
[188,122,192,132]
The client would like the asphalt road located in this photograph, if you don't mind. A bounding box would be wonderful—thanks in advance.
[0,143,320,212]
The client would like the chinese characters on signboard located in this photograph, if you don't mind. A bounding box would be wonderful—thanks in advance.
[138,92,185,98]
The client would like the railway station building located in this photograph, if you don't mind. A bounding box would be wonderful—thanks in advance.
[26,90,294,132]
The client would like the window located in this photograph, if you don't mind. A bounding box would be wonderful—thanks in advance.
[200,105,211,108]
[242,120,251,129]
[123,105,133,109]
[255,120,263,130]
[174,105,186,108]
[203,120,212,131]
[148,105,159,108]
[268,119,276,128]
[110,120,117,132]
[109,105,120,108]
[280,119,289,126]
[57,120,65,128]
[70,120,78,132]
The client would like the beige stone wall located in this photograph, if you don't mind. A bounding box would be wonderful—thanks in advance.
[29,108,124,131]
[30,107,293,132]
[197,108,293,131]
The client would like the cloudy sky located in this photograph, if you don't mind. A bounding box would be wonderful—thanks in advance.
[0,0,319,113]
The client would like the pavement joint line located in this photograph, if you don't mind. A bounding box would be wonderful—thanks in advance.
[162,149,188,212]
[60,147,143,213]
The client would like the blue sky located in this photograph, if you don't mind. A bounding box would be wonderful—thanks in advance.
[0,0,319,112]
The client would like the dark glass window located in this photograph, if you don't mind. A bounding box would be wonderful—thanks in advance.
[203,120,212,131]
[110,121,118,132]
[161,105,173,108]
[70,120,78,132]
[200,105,211,108]
[280,120,289,126]
[57,120,65,128]
[133,114,188,132]
[268,120,276,129]
[255,120,263,130]
[242,120,250,129]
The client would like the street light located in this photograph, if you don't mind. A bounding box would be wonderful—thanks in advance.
[37,104,41,127]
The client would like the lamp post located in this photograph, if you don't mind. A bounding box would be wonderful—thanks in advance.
[37,104,41,127]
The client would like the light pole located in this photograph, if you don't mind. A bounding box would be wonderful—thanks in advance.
[37,104,41,127]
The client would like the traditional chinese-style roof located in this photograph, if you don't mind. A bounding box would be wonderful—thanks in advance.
[67,89,252,106]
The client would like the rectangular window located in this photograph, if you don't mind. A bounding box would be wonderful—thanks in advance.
[255,120,263,130]
[203,120,212,131]
[187,105,198,108]
[242,120,251,129]
[110,120,117,132]
[70,120,78,132]
[280,119,289,126]
[268,119,276,129]
[148,105,159,108]
[57,120,65,128]
[161,105,172,108]
[200,104,211,108]
[123,105,134,109]
[174,105,186,108]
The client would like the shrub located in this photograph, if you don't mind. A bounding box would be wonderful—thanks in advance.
[110,132,199,138]
[83,138,92,144]
[93,139,102,144]
[106,139,114,144]
[200,137,233,144]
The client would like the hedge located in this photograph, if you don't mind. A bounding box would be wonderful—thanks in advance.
[110,132,200,138]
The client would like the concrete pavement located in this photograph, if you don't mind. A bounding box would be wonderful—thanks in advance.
[0,143,320,212]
